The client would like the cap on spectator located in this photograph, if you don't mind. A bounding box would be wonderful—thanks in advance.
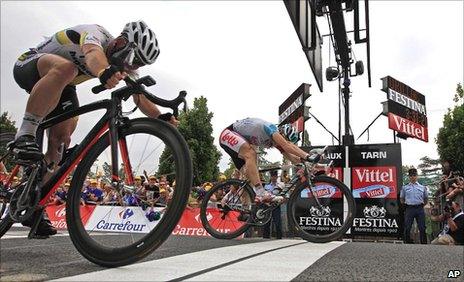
[135,176,141,181]
[204,184,213,191]
[408,168,418,176]
[91,179,98,184]
[64,183,70,187]
[149,175,156,180]
[218,174,227,181]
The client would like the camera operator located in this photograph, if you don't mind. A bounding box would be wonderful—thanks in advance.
[431,201,464,245]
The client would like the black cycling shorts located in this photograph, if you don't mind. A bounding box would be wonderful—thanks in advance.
[13,50,79,120]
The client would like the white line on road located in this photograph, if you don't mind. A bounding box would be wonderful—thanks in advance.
[186,241,345,281]
[52,239,345,281]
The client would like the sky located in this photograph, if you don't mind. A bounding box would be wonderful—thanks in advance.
[1,1,463,173]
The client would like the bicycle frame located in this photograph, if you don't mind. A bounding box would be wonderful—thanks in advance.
[31,92,128,207]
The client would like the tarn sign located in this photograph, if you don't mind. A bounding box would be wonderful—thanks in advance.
[381,76,428,142]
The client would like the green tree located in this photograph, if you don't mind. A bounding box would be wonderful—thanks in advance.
[436,83,464,173]
[158,96,221,185]
[0,112,18,171]
[417,156,442,195]
[223,158,236,179]
[0,112,17,135]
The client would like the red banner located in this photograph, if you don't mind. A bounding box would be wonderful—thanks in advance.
[352,166,397,199]
[388,112,428,142]
[46,205,96,230]
[171,208,245,238]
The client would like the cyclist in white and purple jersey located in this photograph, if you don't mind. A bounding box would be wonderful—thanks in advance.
[219,118,313,202]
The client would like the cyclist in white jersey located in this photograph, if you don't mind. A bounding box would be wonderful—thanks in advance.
[219,118,313,202]
[11,21,175,237]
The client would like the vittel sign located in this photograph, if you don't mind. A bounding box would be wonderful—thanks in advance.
[352,166,397,199]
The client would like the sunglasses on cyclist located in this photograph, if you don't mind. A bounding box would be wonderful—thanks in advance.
[109,37,146,70]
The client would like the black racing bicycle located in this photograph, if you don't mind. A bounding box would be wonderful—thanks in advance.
[200,148,355,242]
[0,75,192,267]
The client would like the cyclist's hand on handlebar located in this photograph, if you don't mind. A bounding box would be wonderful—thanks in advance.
[158,113,180,127]
[169,116,179,127]
[98,65,127,89]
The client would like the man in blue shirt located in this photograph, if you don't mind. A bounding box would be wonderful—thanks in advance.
[400,168,428,244]
[262,170,283,239]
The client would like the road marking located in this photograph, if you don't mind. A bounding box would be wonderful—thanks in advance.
[187,241,344,281]
[53,239,345,281]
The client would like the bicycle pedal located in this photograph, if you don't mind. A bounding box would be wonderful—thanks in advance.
[12,150,44,163]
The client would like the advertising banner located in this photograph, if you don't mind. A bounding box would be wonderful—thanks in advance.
[84,205,164,233]
[46,205,95,230]
[172,208,245,238]
[381,76,428,142]
[278,83,311,127]
[44,205,244,238]
[300,143,402,238]
[349,144,402,237]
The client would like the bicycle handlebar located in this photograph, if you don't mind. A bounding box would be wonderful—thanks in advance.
[91,75,187,117]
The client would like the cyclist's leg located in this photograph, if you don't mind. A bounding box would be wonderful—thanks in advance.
[43,86,79,176]
[237,144,259,187]
[13,52,77,154]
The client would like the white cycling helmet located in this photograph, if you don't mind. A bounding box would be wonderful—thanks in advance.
[279,124,299,144]
[121,20,160,65]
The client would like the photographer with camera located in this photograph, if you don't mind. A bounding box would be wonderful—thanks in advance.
[431,201,464,245]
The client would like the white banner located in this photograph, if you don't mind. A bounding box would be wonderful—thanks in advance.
[85,206,165,234]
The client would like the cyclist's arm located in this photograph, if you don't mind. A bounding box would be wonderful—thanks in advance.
[133,94,161,117]
[272,133,309,160]
[133,94,179,127]
[281,151,301,164]
[82,44,126,88]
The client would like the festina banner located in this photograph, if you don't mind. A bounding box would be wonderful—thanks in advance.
[301,143,402,238]
[381,76,428,142]
[278,83,311,126]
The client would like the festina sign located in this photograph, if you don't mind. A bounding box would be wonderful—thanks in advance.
[278,83,311,125]
[381,76,428,142]
[388,112,428,142]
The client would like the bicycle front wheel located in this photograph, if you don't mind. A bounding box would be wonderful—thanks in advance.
[200,179,254,239]
[66,118,192,267]
[288,175,355,243]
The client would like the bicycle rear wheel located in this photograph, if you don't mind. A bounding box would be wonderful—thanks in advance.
[0,132,18,237]
[287,175,355,243]
[200,179,254,239]
[66,118,192,267]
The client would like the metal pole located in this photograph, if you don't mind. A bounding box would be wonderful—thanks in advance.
[342,69,354,145]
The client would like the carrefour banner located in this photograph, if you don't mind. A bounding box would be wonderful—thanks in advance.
[45,205,244,238]
[301,143,402,238]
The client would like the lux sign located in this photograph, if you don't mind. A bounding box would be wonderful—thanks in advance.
[279,95,303,123]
